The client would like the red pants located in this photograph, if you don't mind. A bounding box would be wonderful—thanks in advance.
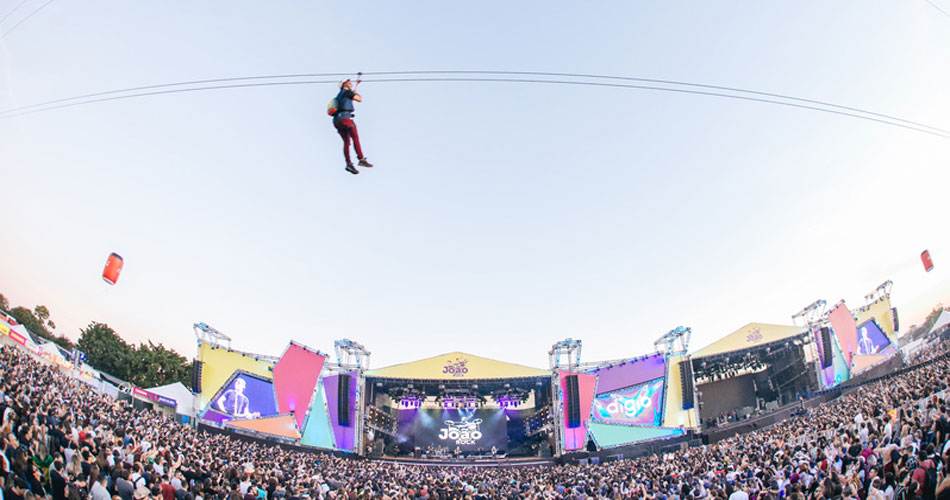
[334,118,364,165]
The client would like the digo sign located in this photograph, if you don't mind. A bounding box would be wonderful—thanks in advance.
[592,378,665,426]
[442,357,469,377]
[437,417,483,445]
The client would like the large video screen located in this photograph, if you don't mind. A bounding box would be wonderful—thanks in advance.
[591,377,664,426]
[207,372,278,421]
[398,409,507,452]
[856,319,891,355]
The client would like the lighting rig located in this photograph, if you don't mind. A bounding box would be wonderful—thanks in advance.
[388,386,426,408]
[489,387,530,408]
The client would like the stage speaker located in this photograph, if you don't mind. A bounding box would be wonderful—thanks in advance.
[680,361,695,410]
[820,327,833,368]
[565,374,581,428]
[891,308,900,333]
[338,375,351,427]
[191,360,203,394]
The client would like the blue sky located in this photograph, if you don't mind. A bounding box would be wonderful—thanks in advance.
[1,1,949,369]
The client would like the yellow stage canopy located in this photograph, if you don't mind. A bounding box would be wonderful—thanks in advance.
[692,322,807,359]
[854,297,898,342]
[365,352,550,380]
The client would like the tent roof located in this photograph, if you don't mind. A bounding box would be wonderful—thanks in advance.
[146,381,195,416]
[929,310,950,335]
[365,351,550,380]
[692,322,807,359]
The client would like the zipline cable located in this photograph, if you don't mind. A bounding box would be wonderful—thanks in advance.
[362,70,948,134]
[924,0,950,19]
[0,0,53,39]
[3,70,944,135]
[0,73,945,138]
[370,77,948,138]
[0,0,31,26]
[0,72,356,116]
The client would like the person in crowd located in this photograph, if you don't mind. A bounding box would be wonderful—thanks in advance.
[1,339,950,500]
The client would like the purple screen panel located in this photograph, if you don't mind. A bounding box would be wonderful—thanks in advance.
[855,320,890,355]
[591,354,666,394]
[211,373,278,420]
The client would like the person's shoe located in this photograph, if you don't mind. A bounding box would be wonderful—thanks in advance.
[345,164,359,175]
[358,158,374,168]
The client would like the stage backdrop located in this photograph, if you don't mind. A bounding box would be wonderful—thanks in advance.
[273,343,326,431]
[197,342,275,411]
[854,297,898,343]
[829,303,859,366]
[588,354,666,395]
[397,409,508,452]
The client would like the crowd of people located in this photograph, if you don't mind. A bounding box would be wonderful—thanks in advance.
[1,336,950,500]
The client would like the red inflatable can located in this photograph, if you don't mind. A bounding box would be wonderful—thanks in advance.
[102,252,124,285]
[921,250,934,273]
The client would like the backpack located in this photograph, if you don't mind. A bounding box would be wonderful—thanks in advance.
[922,461,938,500]
[326,97,338,116]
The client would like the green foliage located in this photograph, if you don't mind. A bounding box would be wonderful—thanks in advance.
[77,322,134,381]
[75,323,192,387]
[5,303,74,349]
[2,289,193,388]
[10,306,54,341]
[34,305,50,322]
[128,341,192,388]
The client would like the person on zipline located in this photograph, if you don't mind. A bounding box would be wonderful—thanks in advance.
[332,79,373,174]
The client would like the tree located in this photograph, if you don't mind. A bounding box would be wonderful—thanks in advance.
[9,306,54,341]
[129,342,192,388]
[0,293,9,311]
[77,322,134,381]
[6,303,74,349]
[34,305,50,323]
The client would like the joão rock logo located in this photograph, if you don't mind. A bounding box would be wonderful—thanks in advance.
[442,357,469,377]
[437,417,483,445]
[745,327,763,344]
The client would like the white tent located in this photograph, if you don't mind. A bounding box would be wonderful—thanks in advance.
[146,381,196,417]
[930,310,950,336]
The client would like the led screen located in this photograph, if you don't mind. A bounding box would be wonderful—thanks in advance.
[591,354,666,395]
[208,372,278,420]
[591,377,664,426]
[397,409,507,452]
[855,319,890,355]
